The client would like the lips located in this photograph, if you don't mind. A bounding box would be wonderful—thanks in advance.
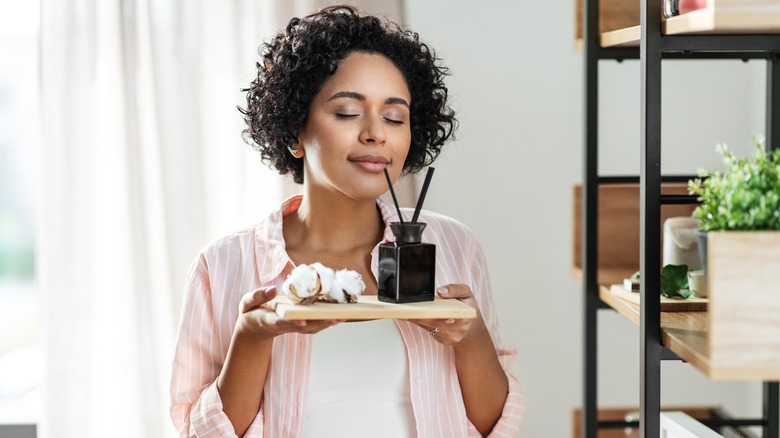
[348,154,390,173]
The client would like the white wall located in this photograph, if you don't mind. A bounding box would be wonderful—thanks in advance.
[404,1,765,436]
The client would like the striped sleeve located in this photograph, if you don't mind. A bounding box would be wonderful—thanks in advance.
[465,229,526,437]
[169,255,257,437]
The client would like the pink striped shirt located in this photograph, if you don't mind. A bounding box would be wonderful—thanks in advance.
[170,195,525,437]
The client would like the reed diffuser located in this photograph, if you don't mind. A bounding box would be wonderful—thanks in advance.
[378,167,436,303]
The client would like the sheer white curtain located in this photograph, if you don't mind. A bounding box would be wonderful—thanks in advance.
[39,1,403,437]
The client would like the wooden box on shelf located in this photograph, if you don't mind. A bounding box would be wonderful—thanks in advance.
[706,231,780,380]
[665,0,780,35]
[574,0,639,48]
[572,183,696,285]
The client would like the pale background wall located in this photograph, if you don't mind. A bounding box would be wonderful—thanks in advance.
[404,1,766,436]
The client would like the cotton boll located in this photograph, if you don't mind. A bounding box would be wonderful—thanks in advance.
[282,263,364,305]
[334,269,365,303]
[283,264,320,304]
[310,262,335,295]
[324,281,348,303]
[282,278,302,304]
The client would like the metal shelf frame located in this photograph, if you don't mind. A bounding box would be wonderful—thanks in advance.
[581,0,780,437]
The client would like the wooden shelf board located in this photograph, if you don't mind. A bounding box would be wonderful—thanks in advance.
[600,25,641,48]
[597,7,780,48]
[607,284,708,311]
[599,284,711,375]
[599,284,780,380]
[665,7,780,35]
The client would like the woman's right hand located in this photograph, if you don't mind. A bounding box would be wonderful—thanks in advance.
[233,286,341,343]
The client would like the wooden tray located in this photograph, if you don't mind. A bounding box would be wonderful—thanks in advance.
[609,284,708,311]
[270,295,477,320]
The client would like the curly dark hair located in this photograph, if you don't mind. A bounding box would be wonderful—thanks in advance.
[239,5,456,184]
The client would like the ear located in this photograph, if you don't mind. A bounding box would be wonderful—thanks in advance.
[288,140,304,159]
[289,129,305,158]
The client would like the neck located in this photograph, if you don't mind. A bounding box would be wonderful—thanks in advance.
[285,189,384,255]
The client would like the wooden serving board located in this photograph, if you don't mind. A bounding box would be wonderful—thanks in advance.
[270,295,477,320]
[609,284,708,311]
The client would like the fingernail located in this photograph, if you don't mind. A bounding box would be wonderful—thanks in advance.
[265,286,276,297]
[437,287,449,296]
[445,318,455,324]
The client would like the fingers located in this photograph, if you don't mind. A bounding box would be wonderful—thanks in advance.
[258,311,305,333]
[410,318,465,334]
[236,286,348,342]
[239,286,278,313]
[271,317,341,335]
[409,315,474,346]
[412,317,463,328]
[436,284,473,300]
[410,318,435,330]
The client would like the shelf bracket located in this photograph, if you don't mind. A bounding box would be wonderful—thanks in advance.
[764,382,779,438]
[660,346,683,362]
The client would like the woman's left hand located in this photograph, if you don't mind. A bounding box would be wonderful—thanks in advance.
[410,284,482,346]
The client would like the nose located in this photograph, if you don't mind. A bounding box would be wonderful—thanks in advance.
[359,114,386,145]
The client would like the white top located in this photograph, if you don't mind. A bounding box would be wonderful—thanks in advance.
[301,318,416,438]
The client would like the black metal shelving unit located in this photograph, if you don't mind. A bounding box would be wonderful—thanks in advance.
[581,0,780,437]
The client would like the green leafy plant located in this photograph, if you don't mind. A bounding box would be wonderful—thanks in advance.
[660,264,691,299]
[688,137,780,232]
[628,264,692,299]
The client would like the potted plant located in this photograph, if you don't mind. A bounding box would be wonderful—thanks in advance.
[686,138,780,374]
[688,137,780,270]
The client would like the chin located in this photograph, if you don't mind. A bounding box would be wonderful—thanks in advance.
[337,175,388,199]
[342,184,387,201]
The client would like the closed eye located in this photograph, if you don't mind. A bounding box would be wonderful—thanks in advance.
[384,117,404,125]
[335,113,359,119]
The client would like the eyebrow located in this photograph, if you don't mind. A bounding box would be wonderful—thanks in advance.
[328,91,410,108]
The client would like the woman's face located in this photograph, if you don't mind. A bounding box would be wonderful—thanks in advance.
[295,51,412,200]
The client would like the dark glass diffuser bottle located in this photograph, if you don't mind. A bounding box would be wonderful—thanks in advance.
[377,222,436,303]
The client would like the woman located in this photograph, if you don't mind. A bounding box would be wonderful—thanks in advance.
[170,6,524,437]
